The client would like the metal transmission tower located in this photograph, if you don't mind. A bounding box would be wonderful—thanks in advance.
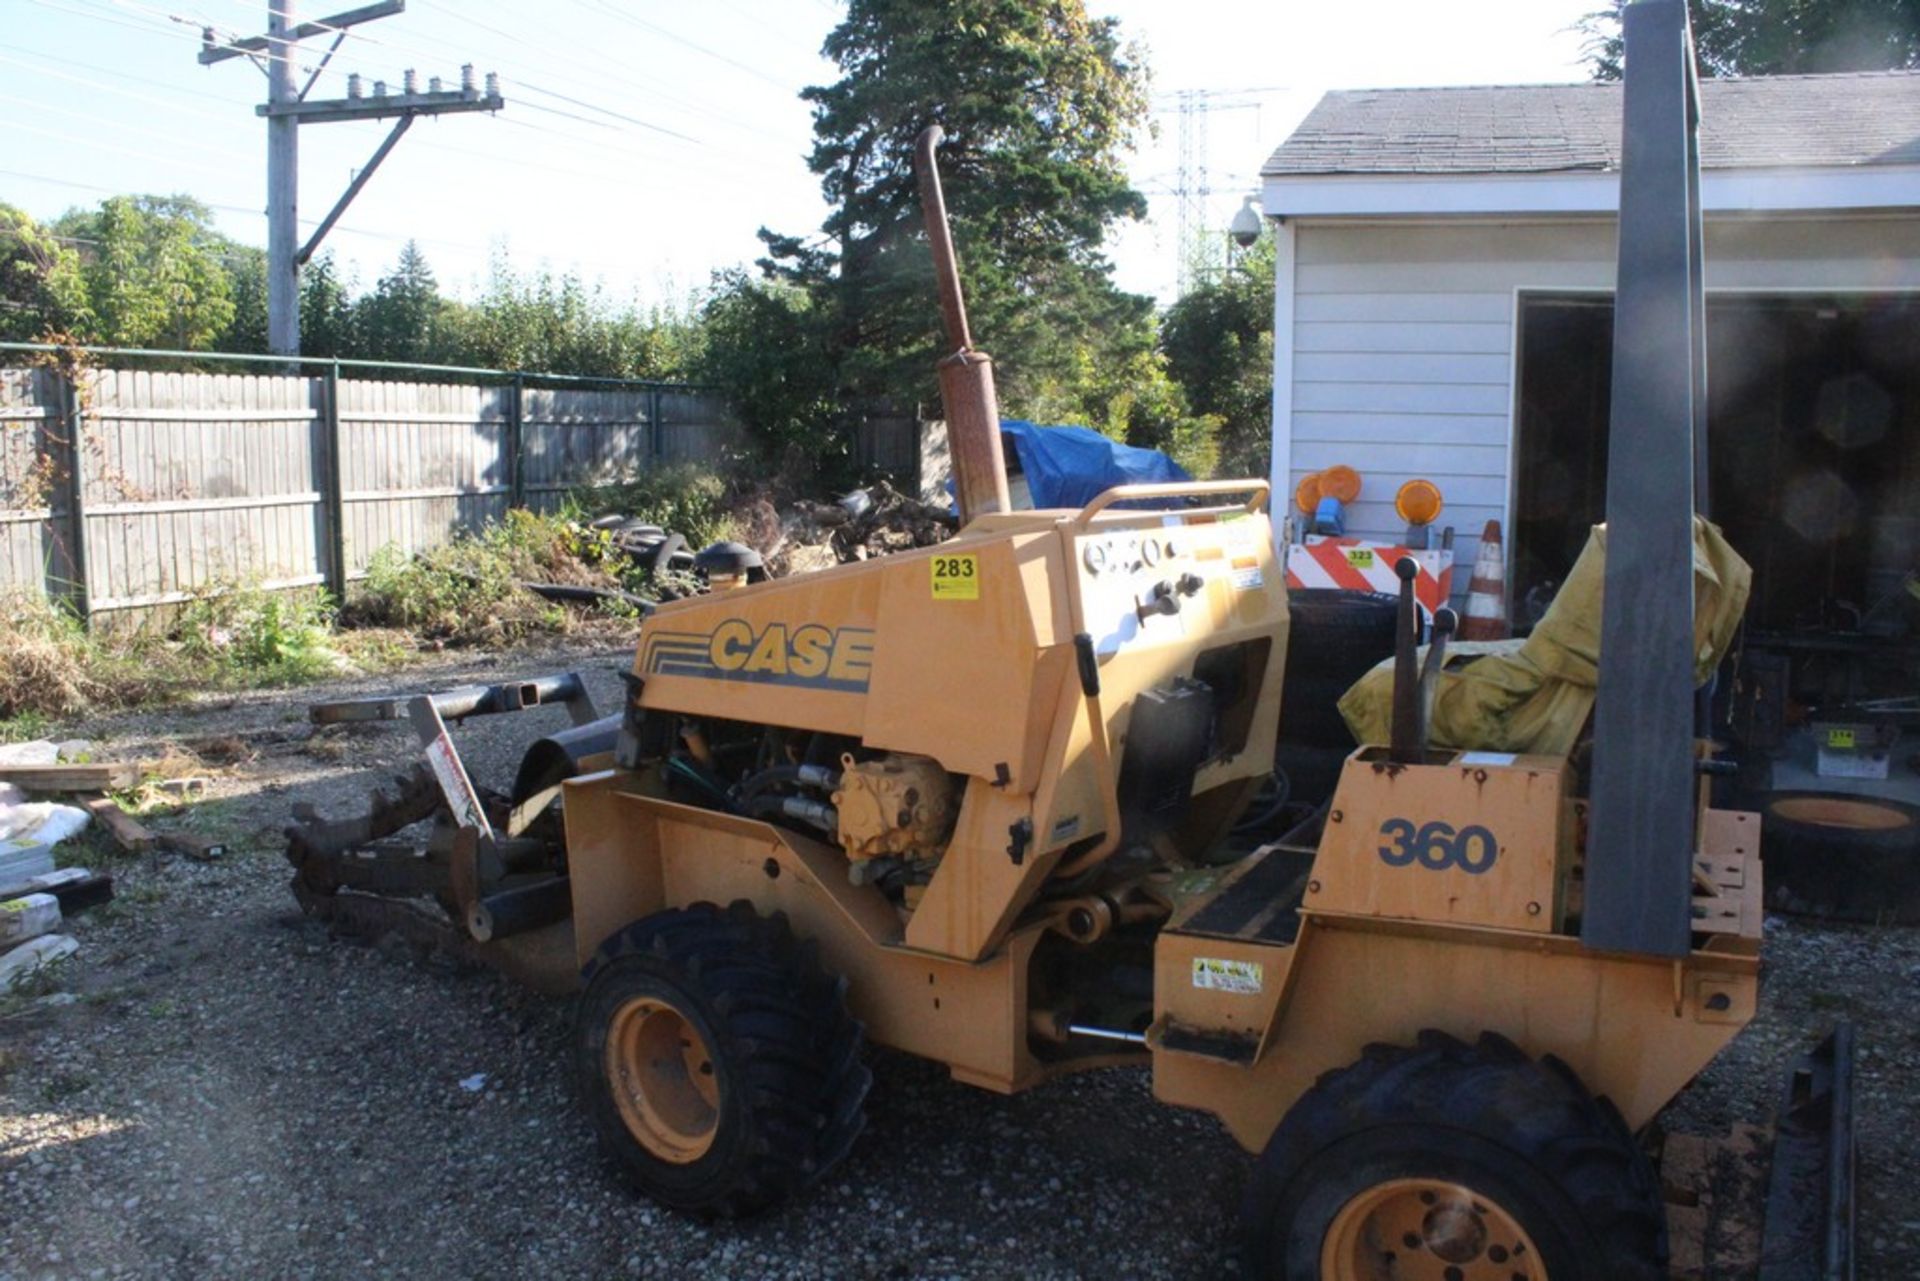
[200,1,505,357]
[1172,89,1209,295]
[1165,87,1278,294]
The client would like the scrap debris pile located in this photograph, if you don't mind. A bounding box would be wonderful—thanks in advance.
[758,481,958,578]
[362,481,956,628]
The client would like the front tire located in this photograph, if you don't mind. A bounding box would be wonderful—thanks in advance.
[1240,1031,1666,1281]
[574,901,870,1217]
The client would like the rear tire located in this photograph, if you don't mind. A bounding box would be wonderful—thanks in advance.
[1240,1030,1665,1281]
[574,900,870,1217]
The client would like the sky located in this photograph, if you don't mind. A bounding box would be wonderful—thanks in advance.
[6,0,1600,309]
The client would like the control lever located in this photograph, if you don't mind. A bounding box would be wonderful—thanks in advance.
[1137,580,1181,620]
[1418,606,1459,751]
[1388,558,1424,764]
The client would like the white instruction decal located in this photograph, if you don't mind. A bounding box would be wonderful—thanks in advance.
[1457,751,1518,768]
[1192,957,1264,995]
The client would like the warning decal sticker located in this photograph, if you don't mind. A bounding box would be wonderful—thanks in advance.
[1192,956,1264,995]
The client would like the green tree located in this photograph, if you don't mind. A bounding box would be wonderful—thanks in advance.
[221,243,268,354]
[353,241,446,364]
[751,0,1210,476]
[450,255,683,378]
[0,205,90,342]
[299,252,357,358]
[693,271,845,469]
[57,195,235,349]
[1161,233,1276,478]
[1580,0,1920,78]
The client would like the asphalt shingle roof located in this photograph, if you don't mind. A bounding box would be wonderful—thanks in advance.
[1263,71,1920,176]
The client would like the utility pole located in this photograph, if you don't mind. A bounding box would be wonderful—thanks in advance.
[266,0,297,357]
[200,2,504,357]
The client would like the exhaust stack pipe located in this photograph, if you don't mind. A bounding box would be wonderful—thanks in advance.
[915,125,1011,526]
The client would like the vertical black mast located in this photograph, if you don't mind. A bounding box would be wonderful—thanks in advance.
[1582,0,1707,958]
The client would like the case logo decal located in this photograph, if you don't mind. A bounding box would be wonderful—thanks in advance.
[642,622,875,692]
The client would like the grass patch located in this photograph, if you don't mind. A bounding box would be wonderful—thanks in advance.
[0,708,55,744]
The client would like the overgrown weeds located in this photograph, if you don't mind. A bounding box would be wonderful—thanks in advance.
[176,584,344,684]
[350,512,573,646]
[0,584,384,723]
[0,467,741,720]
[0,592,128,720]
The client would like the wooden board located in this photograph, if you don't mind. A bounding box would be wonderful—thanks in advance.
[0,762,140,792]
[76,793,154,853]
[0,870,114,916]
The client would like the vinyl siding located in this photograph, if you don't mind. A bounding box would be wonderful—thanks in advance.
[1279,214,1920,596]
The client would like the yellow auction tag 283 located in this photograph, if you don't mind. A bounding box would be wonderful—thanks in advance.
[930,553,980,600]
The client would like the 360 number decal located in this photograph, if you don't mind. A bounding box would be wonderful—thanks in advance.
[1377,818,1499,874]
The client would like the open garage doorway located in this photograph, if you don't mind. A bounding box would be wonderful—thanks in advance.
[1512,289,1920,814]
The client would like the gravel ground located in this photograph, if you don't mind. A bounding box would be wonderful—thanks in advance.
[0,638,1914,1280]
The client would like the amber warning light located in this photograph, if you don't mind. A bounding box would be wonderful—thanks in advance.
[1394,479,1445,527]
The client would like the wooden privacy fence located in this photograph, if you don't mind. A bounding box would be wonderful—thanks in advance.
[0,359,741,625]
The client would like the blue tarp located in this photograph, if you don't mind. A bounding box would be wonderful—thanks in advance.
[997,419,1190,509]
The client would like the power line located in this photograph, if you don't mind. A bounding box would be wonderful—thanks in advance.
[401,0,780,142]
[12,122,238,175]
[0,52,235,123]
[194,0,711,143]
[0,165,494,258]
[4,166,716,288]
[0,91,247,159]
[36,0,775,164]
[4,42,239,104]
[0,46,681,189]
[23,0,247,47]
[572,0,799,92]
[0,44,777,215]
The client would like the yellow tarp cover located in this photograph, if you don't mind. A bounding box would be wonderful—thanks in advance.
[1337,518,1752,756]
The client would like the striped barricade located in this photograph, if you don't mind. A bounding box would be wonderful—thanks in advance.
[1285,537,1454,620]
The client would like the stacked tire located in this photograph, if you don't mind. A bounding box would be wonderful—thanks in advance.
[1758,790,1920,924]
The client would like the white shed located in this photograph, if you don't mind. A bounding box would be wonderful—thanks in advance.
[1260,72,1920,628]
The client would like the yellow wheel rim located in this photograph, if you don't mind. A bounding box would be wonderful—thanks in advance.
[1321,1177,1545,1280]
[605,996,720,1164]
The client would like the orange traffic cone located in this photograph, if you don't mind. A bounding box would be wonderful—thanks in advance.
[1458,519,1510,641]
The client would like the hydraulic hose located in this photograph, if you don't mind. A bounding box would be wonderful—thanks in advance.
[741,792,838,836]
